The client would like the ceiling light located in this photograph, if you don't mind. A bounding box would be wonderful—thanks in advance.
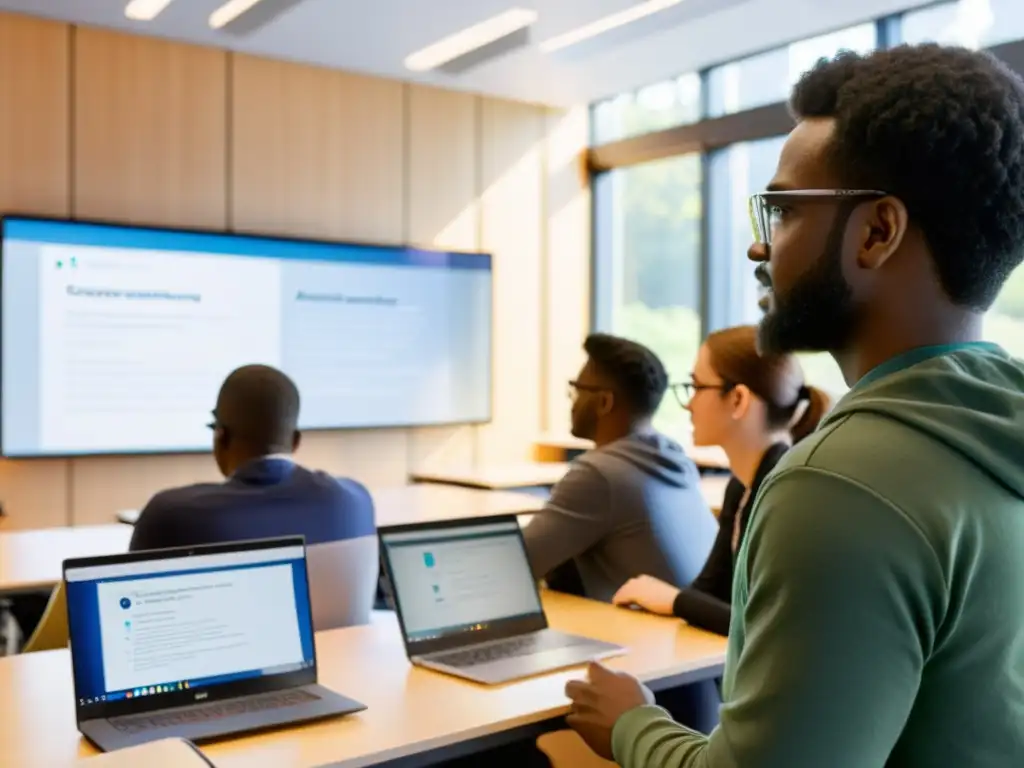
[124,0,175,21]
[405,8,539,72]
[539,0,682,53]
[209,0,265,30]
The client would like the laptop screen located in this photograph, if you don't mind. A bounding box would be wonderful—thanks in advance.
[381,519,543,643]
[64,541,314,708]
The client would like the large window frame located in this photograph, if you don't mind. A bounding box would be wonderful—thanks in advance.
[588,6,1024,405]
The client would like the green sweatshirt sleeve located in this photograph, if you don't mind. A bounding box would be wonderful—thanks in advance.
[610,467,944,768]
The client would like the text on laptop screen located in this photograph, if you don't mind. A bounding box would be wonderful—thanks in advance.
[65,544,314,705]
[382,520,542,642]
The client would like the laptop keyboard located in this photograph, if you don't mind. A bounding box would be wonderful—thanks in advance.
[430,632,592,669]
[108,689,320,735]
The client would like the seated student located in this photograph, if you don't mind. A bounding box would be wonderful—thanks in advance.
[612,325,830,635]
[130,367,376,620]
[523,333,718,603]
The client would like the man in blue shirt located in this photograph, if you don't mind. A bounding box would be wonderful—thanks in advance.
[130,365,374,552]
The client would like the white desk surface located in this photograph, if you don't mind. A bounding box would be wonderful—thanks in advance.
[3,486,546,593]
[0,592,726,768]
[535,433,730,471]
[0,525,132,594]
[412,464,731,512]
[412,461,573,490]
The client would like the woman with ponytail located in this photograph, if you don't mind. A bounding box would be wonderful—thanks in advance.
[612,325,830,635]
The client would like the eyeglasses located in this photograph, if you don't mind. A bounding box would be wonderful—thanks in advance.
[748,189,888,246]
[671,380,731,408]
[567,380,608,401]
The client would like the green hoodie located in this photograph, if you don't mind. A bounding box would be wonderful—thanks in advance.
[611,343,1024,767]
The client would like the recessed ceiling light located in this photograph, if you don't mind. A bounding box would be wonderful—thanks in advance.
[539,0,682,53]
[405,7,539,72]
[209,0,266,30]
[124,0,175,21]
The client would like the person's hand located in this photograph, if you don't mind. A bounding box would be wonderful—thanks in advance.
[565,662,655,760]
[612,575,681,616]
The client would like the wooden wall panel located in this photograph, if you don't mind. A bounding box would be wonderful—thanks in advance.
[544,107,591,435]
[73,28,227,228]
[231,55,404,242]
[231,55,408,488]
[68,29,229,525]
[406,85,480,472]
[478,99,546,465]
[0,15,70,530]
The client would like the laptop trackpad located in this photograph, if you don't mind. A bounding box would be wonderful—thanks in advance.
[469,647,598,683]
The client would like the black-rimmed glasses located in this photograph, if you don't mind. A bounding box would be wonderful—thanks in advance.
[567,380,608,401]
[748,189,888,246]
[670,381,730,409]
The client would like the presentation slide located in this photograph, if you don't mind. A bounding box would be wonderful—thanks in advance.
[386,524,542,641]
[1,217,492,457]
[96,564,303,693]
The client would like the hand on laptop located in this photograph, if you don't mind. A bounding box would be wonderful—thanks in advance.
[565,662,654,760]
[612,575,680,616]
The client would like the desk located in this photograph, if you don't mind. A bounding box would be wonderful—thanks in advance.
[414,464,730,514]
[412,461,571,490]
[0,525,131,595]
[0,592,726,768]
[5,487,545,594]
[535,434,730,472]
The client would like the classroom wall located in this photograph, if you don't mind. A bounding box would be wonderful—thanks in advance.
[0,13,590,530]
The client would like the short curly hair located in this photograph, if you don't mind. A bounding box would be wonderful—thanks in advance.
[790,44,1024,310]
[583,333,668,418]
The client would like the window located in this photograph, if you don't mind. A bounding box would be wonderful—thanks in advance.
[902,0,1024,49]
[985,263,1024,358]
[705,136,848,397]
[591,73,701,145]
[593,154,702,438]
[707,23,877,117]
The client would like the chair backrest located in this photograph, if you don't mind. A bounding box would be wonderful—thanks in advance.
[22,582,68,654]
[306,535,378,631]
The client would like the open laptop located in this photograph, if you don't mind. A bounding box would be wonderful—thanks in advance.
[379,515,624,685]
[64,536,365,752]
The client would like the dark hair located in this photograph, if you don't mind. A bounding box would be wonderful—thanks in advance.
[214,364,300,451]
[705,325,830,443]
[583,333,668,418]
[790,44,1024,310]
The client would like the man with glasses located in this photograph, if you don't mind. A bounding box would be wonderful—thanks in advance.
[523,333,717,607]
[566,44,1024,766]
[130,364,374,553]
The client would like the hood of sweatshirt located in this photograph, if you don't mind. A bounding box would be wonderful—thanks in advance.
[586,430,699,488]
[823,342,1024,500]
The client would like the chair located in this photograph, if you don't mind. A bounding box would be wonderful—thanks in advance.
[537,730,618,768]
[306,535,378,631]
[21,582,68,654]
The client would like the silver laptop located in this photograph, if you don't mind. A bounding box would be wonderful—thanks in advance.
[64,536,365,752]
[379,515,624,684]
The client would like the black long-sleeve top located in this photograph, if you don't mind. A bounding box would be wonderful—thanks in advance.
[671,443,790,635]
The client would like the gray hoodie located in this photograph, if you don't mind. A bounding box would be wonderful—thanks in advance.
[523,431,719,602]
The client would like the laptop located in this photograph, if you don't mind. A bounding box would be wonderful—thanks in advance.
[64,536,365,752]
[379,515,624,685]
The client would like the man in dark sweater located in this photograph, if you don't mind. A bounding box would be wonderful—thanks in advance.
[523,334,717,603]
[130,365,374,552]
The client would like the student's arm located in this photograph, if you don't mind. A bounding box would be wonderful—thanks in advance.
[670,588,731,636]
[611,468,942,768]
[523,462,611,580]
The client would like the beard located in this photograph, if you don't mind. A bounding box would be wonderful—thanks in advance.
[757,230,861,356]
[570,404,597,440]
